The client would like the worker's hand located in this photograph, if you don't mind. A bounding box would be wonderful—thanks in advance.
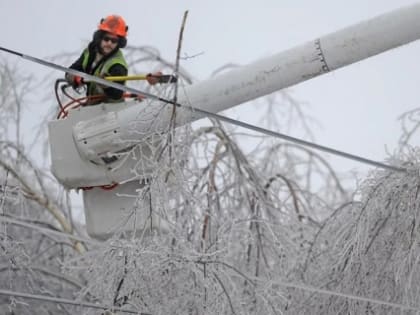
[136,94,146,102]
[66,74,84,88]
[124,93,146,102]
[146,72,163,85]
[73,76,84,87]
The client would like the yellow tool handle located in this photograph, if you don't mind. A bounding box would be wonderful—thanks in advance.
[104,75,147,81]
[104,74,177,83]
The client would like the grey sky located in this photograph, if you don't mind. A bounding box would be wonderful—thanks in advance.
[1,0,420,175]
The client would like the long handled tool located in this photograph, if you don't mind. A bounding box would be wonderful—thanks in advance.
[0,46,170,103]
[104,74,177,83]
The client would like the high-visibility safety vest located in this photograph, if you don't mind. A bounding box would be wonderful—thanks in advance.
[81,49,128,103]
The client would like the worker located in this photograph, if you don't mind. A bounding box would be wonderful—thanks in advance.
[65,15,160,105]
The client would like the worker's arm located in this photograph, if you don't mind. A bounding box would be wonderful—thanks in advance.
[65,51,86,87]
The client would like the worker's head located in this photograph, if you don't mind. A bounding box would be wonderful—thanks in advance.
[93,15,128,53]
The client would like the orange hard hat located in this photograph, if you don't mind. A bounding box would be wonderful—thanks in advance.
[98,15,128,37]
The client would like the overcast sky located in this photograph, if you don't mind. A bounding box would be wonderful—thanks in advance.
[1,0,420,177]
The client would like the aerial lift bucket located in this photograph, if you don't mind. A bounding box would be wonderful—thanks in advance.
[48,100,168,239]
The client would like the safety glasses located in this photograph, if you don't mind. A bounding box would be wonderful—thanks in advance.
[102,36,118,44]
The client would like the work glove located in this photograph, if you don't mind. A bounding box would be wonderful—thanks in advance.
[124,93,146,102]
[136,94,146,101]
[66,73,84,88]
[73,75,84,87]
[146,72,163,85]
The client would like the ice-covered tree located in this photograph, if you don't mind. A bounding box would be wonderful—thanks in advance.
[0,38,418,315]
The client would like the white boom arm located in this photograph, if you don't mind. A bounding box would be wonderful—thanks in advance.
[71,2,420,175]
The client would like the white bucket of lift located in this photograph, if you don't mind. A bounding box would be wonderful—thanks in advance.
[83,180,168,240]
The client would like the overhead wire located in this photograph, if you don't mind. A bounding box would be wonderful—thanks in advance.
[0,45,407,174]
[186,107,407,173]
[275,280,420,312]
[0,215,100,246]
[0,289,148,314]
[1,280,419,313]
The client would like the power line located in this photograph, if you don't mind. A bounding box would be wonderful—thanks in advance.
[187,107,407,173]
[0,215,99,245]
[1,282,419,313]
[0,46,406,174]
[276,280,420,312]
[0,289,149,314]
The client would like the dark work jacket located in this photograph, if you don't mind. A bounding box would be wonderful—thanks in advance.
[69,42,128,103]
